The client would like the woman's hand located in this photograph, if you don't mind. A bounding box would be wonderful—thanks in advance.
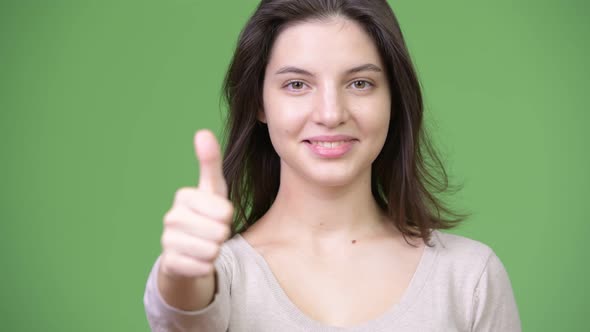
[159,129,233,279]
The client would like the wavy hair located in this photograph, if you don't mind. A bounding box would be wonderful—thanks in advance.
[221,0,467,245]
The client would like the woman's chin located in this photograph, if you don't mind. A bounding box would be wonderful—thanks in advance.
[303,170,365,188]
[280,158,370,188]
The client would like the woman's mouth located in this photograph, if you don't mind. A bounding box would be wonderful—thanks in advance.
[303,136,357,158]
[309,140,350,148]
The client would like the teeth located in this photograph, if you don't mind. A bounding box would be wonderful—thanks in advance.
[311,140,347,148]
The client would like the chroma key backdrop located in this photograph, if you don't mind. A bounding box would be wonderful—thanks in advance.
[1,0,588,331]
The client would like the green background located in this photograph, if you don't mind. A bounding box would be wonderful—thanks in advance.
[1,0,588,331]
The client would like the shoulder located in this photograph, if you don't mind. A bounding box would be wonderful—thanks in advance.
[428,230,504,285]
[215,233,260,276]
[430,232,522,330]
[211,235,243,278]
[217,234,244,265]
[430,229,495,263]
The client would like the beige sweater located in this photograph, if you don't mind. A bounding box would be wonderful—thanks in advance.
[144,230,521,331]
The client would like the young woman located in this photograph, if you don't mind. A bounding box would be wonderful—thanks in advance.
[144,0,521,331]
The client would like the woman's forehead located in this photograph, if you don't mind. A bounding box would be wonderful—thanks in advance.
[266,17,384,74]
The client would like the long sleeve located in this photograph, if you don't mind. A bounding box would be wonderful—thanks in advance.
[143,246,234,332]
[470,251,522,332]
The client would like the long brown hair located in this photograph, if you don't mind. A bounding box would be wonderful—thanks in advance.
[221,0,467,244]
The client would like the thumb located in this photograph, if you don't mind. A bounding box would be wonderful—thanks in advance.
[194,129,227,197]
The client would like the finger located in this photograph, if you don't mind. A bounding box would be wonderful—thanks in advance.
[160,253,214,277]
[172,189,234,223]
[161,230,221,262]
[164,207,231,243]
[194,129,227,197]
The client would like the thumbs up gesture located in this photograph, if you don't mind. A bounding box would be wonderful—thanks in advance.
[159,130,233,279]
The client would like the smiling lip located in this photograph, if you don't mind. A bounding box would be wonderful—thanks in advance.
[303,135,357,158]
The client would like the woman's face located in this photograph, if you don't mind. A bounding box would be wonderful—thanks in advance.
[262,16,391,187]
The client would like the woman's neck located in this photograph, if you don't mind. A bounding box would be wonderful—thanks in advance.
[254,165,394,249]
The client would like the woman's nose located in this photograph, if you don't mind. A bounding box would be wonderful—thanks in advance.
[311,84,350,128]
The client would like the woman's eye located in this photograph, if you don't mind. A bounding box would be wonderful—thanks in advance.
[286,81,306,90]
[351,80,372,90]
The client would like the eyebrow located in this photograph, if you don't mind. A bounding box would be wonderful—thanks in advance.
[274,63,383,76]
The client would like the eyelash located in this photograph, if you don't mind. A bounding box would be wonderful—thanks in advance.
[284,80,374,91]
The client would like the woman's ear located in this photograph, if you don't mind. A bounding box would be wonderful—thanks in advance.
[257,109,267,123]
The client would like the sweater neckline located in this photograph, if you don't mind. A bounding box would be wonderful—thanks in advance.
[234,231,439,331]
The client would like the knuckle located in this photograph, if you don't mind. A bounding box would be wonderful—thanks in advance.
[206,245,221,260]
[219,201,234,221]
[163,209,183,228]
[218,225,231,240]
[160,232,172,249]
[161,230,180,250]
[174,187,193,203]
[208,222,228,242]
[163,210,175,226]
